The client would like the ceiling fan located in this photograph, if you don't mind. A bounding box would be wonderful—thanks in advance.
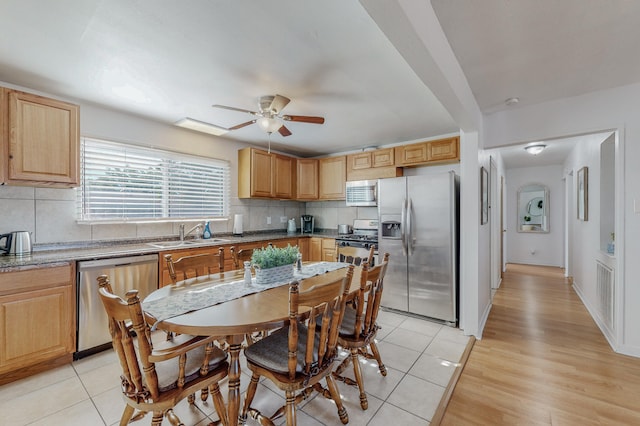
[212,94,324,137]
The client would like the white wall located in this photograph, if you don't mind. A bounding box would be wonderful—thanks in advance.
[484,82,639,357]
[360,0,489,339]
[505,165,565,267]
[0,83,304,245]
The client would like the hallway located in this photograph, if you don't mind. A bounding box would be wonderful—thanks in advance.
[441,264,640,425]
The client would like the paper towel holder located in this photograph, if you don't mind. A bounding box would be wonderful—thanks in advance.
[233,214,243,237]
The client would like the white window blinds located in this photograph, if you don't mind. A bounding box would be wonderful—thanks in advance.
[78,138,229,222]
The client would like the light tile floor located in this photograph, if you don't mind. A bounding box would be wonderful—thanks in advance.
[0,310,469,426]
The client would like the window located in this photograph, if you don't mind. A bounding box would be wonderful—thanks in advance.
[78,138,229,222]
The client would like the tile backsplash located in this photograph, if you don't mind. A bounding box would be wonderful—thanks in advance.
[0,186,376,245]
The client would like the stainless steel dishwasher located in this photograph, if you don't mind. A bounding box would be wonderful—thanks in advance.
[76,254,158,358]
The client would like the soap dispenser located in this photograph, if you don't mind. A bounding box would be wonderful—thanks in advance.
[203,221,212,239]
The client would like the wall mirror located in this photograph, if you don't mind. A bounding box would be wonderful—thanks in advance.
[517,184,549,233]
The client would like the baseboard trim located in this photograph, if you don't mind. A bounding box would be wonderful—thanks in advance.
[430,336,476,425]
[0,354,72,386]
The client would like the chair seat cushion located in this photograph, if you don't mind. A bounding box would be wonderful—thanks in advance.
[339,306,378,342]
[244,322,319,376]
[152,342,227,392]
[339,305,358,337]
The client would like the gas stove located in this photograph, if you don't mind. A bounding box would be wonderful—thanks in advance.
[336,219,378,249]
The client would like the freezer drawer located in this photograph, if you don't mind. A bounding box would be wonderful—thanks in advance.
[76,254,158,356]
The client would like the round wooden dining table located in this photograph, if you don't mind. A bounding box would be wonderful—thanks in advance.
[143,263,362,425]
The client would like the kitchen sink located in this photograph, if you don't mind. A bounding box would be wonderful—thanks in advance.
[146,238,229,249]
[146,241,198,249]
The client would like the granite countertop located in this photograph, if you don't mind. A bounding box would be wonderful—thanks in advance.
[0,230,341,270]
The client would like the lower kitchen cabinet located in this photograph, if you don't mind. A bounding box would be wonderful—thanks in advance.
[224,240,272,270]
[297,238,310,261]
[309,237,322,261]
[309,237,335,261]
[321,238,336,262]
[0,262,75,384]
[269,238,299,249]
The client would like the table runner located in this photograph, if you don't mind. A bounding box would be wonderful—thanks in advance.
[143,261,350,329]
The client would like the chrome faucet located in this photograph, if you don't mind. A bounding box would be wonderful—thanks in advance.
[179,223,203,241]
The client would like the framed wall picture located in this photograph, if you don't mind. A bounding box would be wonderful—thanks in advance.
[481,166,489,225]
[577,166,588,221]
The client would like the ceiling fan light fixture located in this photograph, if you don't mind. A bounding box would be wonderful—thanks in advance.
[524,143,547,155]
[175,117,228,136]
[257,116,282,133]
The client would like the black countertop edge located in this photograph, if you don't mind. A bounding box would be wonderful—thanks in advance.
[0,230,342,270]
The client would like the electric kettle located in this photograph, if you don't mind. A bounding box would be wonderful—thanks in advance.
[0,231,33,256]
[287,218,297,234]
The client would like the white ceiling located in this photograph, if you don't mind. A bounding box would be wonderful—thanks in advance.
[431,0,640,114]
[1,0,638,162]
[493,132,613,170]
[0,0,458,157]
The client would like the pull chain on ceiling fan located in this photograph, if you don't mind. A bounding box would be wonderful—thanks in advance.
[211,94,324,137]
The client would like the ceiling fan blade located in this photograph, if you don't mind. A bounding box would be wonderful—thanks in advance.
[228,120,257,130]
[278,125,292,137]
[270,95,291,114]
[281,115,325,124]
[212,104,259,116]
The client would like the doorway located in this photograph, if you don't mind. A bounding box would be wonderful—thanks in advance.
[490,157,501,292]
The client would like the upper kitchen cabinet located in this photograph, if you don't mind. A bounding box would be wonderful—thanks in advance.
[346,147,402,181]
[295,158,318,200]
[273,153,294,199]
[238,147,293,199]
[1,88,79,187]
[395,136,459,167]
[318,155,346,200]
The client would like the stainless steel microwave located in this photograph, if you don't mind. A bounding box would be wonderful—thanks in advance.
[346,180,377,206]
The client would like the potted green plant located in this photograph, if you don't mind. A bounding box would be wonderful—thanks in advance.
[251,244,300,284]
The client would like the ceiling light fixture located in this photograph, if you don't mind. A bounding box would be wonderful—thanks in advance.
[257,116,282,133]
[505,97,519,106]
[174,118,228,136]
[524,143,547,155]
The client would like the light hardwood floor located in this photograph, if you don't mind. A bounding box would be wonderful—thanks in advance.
[441,263,640,425]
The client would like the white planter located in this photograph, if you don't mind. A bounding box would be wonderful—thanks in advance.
[254,263,295,285]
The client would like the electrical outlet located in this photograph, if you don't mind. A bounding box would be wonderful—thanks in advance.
[266,216,271,225]
[280,216,288,223]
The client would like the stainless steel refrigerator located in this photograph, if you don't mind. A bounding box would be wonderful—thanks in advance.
[378,172,459,325]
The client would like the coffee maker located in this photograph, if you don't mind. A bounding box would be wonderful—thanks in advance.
[300,215,314,234]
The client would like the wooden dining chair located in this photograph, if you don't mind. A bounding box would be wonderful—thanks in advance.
[336,245,375,267]
[96,275,230,426]
[333,252,390,410]
[229,246,253,270]
[165,248,224,284]
[241,265,355,426]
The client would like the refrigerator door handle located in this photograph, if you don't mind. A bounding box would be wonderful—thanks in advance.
[407,197,413,256]
[401,198,408,256]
